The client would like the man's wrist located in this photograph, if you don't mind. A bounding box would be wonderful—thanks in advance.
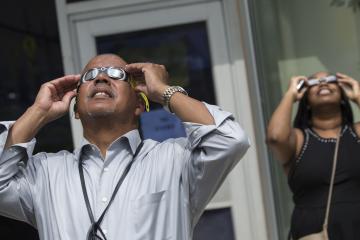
[162,86,188,113]
[26,105,50,129]
[5,106,47,148]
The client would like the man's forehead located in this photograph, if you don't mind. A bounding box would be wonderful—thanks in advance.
[83,55,127,71]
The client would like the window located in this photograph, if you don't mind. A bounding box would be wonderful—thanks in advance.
[250,0,360,238]
[0,0,72,238]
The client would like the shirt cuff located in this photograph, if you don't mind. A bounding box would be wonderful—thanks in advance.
[0,121,36,161]
[183,103,233,149]
[13,139,36,161]
[0,121,15,132]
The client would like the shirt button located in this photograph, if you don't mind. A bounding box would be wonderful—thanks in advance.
[104,167,109,172]
[102,197,108,203]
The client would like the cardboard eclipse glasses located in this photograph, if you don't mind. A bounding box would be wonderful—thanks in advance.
[81,67,128,83]
[297,75,337,91]
[80,66,150,112]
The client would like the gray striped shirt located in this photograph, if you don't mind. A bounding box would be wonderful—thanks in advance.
[0,103,249,240]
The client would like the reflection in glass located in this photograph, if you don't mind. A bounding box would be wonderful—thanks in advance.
[0,2,73,154]
[0,0,73,239]
[249,0,360,239]
[96,21,216,109]
[96,22,216,142]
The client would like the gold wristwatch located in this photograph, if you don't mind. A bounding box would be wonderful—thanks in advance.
[162,86,188,113]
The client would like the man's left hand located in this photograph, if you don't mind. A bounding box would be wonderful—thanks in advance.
[125,63,170,105]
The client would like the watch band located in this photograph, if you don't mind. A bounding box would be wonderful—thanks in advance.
[162,86,188,112]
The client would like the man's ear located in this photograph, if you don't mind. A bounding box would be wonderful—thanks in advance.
[73,97,80,119]
[134,93,146,117]
[74,105,80,119]
[74,86,80,119]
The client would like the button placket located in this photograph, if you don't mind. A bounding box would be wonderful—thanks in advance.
[96,195,108,219]
[97,157,111,218]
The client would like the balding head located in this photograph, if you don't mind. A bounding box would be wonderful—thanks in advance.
[82,54,128,75]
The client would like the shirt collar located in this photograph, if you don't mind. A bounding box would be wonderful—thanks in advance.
[73,129,142,161]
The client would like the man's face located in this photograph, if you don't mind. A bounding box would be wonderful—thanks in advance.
[75,55,142,122]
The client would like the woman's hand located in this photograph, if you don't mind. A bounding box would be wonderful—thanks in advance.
[337,72,360,105]
[287,75,308,102]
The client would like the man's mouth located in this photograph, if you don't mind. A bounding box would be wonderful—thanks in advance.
[90,88,114,98]
[93,92,111,98]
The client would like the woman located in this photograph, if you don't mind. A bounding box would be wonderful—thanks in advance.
[267,72,360,239]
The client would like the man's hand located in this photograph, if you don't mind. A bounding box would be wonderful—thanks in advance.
[4,75,79,148]
[125,63,169,104]
[125,62,214,125]
[33,75,79,124]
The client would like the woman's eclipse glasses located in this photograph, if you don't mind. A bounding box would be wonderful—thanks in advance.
[297,75,337,91]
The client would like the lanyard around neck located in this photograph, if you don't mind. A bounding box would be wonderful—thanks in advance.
[78,141,144,240]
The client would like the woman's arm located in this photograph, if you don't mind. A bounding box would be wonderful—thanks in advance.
[266,76,306,172]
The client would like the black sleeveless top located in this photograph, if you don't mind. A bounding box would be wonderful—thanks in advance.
[288,125,360,239]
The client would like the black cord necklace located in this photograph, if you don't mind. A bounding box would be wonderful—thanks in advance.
[79,141,144,240]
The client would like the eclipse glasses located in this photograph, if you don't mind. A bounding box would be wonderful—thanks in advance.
[81,67,128,84]
[297,75,337,91]
[80,66,150,112]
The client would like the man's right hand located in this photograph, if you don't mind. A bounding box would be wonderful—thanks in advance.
[4,75,79,148]
[32,75,79,124]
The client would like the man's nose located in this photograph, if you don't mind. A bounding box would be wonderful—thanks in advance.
[94,73,110,85]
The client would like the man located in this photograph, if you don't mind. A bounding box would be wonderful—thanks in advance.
[0,54,249,240]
